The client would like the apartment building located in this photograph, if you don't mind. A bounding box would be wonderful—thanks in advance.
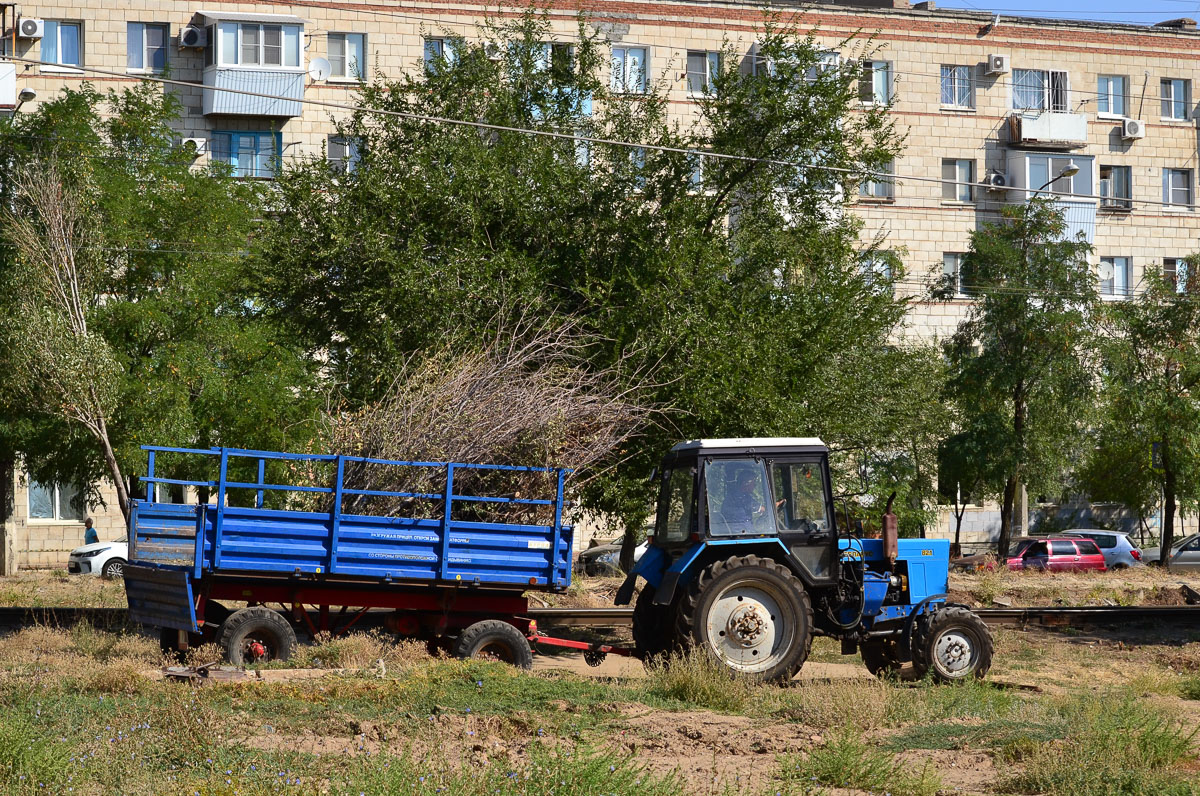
[3,0,1199,566]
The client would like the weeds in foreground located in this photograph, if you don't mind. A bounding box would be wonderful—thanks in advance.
[774,732,940,796]
[639,650,756,713]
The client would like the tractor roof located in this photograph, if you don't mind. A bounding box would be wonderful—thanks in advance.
[670,438,828,455]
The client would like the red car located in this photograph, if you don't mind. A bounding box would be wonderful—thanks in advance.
[1007,537,1107,572]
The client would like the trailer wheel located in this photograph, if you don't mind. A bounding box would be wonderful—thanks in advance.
[677,555,812,683]
[452,620,533,669]
[632,585,677,664]
[217,606,297,665]
[859,640,904,677]
[911,606,993,682]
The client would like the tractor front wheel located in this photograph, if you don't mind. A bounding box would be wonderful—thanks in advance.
[911,606,993,682]
[677,555,812,683]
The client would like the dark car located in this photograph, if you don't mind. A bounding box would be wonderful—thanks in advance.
[951,537,1039,572]
[1007,537,1107,572]
[577,539,648,576]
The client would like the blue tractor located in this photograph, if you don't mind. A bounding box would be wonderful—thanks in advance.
[615,438,993,683]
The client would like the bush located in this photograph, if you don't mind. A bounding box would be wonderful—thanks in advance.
[776,733,940,796]
[640,650,757,713]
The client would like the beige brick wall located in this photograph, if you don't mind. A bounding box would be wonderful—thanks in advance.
[9,467,125,570]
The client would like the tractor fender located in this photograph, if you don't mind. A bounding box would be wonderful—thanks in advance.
[651,539,794,606]
[902,592,948,654]
[614,545,670,605]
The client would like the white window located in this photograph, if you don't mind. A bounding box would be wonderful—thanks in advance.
[42,21,82,69]
[943,253,968,296]
[217,23,301,68]
[611,46,647,94]
[1099,165,1131,210]
[860,252,894,293]
[27,479,85,522]
[942,159,974,202]
[127,22,167,73]
[860,60,892,105]
[752,49,838,83]
[1164,258,1190,292]
[539,42,575,80]
[940,65,973,108]
[1027,155,1092,198]
[424,37,458,71]
[1164,168,1193,209]
[1161,78,1190,120]
[859,161,894,200]
[329,33,365,80]
[1013,69,1068,112]
[686,51,720,95]
[211,131,280,178]
[328,135,361,173]
[1096,75,1127,117]
[1099,256,1131,297]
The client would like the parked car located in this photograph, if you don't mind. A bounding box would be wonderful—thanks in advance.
[577,538,648,576]
[1006,537,1107,572]
[67,540,129,579]
[951,537,1039,572]
[1142,533,1200,571]
[1063,530,1143,570]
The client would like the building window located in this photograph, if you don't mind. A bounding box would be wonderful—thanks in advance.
[127,22,167,73]
[541,43,575,81]
[43,21,83,69]
[859,60,892,105]
[1099,256,1131,297]
[860,252,894,293]
[328,135,361,173]
[611,46,647,94]
[1161,78,1190,120]
[686,51,720,95]
[1013,69,1068,112]
[943,253,969,296]
[1164,258,1190,292]
[940,65,973,108]
[1163,168,1193,209]
[1027,154,1092,198]
[211,131,281,178]
[1096,75,1127,117]
[217,23,300,68]
[859,161,894,200]
[328,32,365,80]
[27,479,85,522]
[1099,165,1132,210]
[423,38,457,71]
[941,159,974,202]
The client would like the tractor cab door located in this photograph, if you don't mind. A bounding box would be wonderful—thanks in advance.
[767,458,837,583]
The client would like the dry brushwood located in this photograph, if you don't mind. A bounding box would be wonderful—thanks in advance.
[326,318,654,524]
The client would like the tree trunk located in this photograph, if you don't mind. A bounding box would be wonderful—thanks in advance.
[998,475,1017,557]
[953,505,965,551]
[618,520,639,573]
[998,386,1026,557]
[1162,435,1176,569]
[95,416,130,525]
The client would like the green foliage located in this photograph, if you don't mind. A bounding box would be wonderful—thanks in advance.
[640,649,756,712]
[0,83,319,500]
[942,200,1097,553]
[255,11,929,532]
[776,732,941,796]
[0,715,65,794]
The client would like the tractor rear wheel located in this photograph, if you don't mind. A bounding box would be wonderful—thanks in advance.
[911,606,993,682]
[677,555,812,683]
[632,585,677,664]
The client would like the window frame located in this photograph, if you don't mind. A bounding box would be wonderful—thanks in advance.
[1160,78,1190,120]
[1164,258,1190,293]
[858,160,895,201]
[940,64,974,109]
[941,158,974,203]
[26,478,85,523]
[943,252,969,297]
[327,135,362,174]
[215,22,302,69]
[210,130,283,179]
[1163,167,1194,211]
[1098,164,1132,211]
[1096,74,1128,118]
[860,59,892,105]
[611,45,649,94]
[423,37,458,72]
[1012,68,1068,112]
[685,50,721,96]
[41,20,84,72]
[127,22,168,74]
[1099,256,1131,299]
[328,31,366,81]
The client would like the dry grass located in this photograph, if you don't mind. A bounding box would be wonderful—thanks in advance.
[0,569,127,608]
[951,566,1200,609]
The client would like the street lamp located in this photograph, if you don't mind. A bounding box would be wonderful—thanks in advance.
[13,87,36,113]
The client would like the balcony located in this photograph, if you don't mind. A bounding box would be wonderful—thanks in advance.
[202,69,303,117]
[1007,112,1088,149]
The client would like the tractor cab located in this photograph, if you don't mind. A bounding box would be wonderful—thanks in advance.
[650,438,839,586]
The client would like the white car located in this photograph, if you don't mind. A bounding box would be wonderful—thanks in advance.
[68,540,129,579]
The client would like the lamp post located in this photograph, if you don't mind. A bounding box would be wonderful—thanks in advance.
[13,87,36,113]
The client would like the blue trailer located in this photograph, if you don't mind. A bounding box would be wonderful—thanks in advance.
[124,445,581,666]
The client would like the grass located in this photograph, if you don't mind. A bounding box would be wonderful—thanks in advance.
[774,732,940,796]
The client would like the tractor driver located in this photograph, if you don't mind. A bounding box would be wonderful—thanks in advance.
[718,465,779,535]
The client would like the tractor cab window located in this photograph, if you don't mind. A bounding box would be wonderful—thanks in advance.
[655,466,696,544]
[770,461,830,534]
[705,459,774,537]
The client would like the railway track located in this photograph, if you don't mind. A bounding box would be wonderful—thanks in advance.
[2,603,1199,632]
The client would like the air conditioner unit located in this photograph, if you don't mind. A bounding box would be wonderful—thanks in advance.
[982,171,1008,190]
[985,54,1009,75]
[180,137,208,156]
[179,25,206,49]
[18,18,44,39]
[1122,118,1146,140]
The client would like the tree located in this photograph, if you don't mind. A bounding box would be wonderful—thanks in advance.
[1089,262,1200,565]
[937,429,995,554]
[255,11,925,559]
[942,200,1097,557]
[0,84,319,519]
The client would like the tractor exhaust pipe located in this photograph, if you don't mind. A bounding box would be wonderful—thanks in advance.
[882,491,898,570]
